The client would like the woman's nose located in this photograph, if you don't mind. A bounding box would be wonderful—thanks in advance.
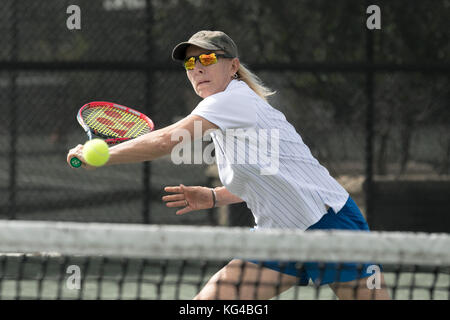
[194,60,205,72]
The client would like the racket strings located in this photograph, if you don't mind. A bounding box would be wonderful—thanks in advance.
[127,116,151,137]
[84,107,135,137]
[82,106,150,139]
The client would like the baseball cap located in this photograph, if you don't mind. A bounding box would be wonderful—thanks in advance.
[172,30,238,61]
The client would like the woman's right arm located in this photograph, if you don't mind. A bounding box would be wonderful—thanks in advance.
[67,114,218,168]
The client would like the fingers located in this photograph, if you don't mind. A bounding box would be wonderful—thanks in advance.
[163,184,194,215]
[67,144,96,170]
[176,206,193,215]
[163,184,187,195]
[165,198,192,215]
[163,184,190,214]
[165,200,189,208]
[162,194,185,202]
[163,184,187,207]
[163,184,186,207]
[67,144,85,168]
[163,186,182,194]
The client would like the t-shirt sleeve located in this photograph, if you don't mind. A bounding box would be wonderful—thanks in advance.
[191,91,257,131]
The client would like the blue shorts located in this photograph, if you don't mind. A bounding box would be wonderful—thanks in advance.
[250,196,377,286]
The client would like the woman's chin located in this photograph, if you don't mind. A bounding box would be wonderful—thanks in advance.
[197,90,213,99]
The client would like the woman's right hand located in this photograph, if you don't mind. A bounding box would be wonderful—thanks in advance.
[162,184,214,215]
[66,144,96,170]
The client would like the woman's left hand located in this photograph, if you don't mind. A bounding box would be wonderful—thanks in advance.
[162,184,214,215]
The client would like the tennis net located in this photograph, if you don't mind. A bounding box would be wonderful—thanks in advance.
[0,220,448,300]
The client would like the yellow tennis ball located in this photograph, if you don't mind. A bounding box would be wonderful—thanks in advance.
[82,139,110,167]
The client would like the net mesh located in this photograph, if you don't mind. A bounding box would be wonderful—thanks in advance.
[0,220,449,300]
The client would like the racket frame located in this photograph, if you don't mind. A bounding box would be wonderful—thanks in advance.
[70,101,154,168]
[76,101,154,145]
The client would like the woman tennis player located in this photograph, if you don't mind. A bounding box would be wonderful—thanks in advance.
[67,30,390,300]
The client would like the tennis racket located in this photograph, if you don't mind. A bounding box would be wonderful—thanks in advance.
[69,101,155,168]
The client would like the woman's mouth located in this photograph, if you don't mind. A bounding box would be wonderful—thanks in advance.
[197,80,210,87]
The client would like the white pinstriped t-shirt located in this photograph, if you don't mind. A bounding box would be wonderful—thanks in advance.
[191,80,349,230]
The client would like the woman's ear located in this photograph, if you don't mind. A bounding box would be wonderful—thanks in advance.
[231,58,240,75]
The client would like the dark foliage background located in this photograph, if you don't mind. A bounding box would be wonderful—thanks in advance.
[1,0,448,231]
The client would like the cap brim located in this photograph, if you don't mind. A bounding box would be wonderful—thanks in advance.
[171,40,222,61]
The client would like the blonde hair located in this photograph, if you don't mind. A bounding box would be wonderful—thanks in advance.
[236,63,276,101]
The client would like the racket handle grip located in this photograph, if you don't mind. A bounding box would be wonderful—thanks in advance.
[70,157,82,168]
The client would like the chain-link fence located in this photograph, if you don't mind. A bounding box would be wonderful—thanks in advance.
[1,0,449,231]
